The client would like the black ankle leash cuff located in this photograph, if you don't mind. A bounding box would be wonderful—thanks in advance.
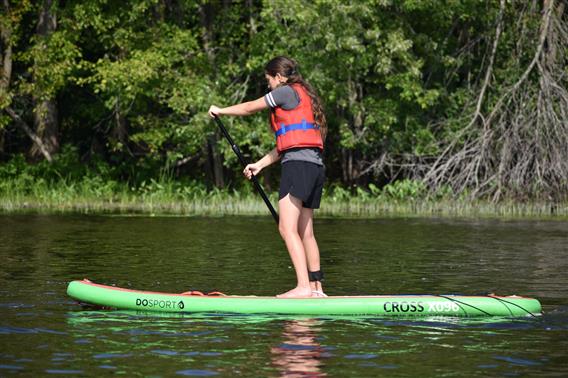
[308,270,324,282]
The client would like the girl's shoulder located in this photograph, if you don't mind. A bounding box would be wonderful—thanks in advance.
[272,84,297,97]
[267,85,300,110]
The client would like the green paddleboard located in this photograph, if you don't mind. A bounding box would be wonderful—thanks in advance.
[67,279,542,317]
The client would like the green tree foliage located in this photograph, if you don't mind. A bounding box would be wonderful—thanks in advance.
[1,0,565,200]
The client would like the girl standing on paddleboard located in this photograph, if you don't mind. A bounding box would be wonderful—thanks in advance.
[208,56,326,298]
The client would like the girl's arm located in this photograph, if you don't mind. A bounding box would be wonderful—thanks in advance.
[207,96,277,178]
[243,147,280,179]
[209,97,267,117]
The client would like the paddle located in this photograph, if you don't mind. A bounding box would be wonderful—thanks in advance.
[213,115,279,224]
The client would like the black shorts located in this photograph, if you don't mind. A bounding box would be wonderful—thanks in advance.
[279,161,325,209]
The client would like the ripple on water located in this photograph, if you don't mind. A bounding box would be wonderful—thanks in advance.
[176,369,219,376]
[152,349,179,356]
[0,365,24,371]
[98,365,117,370]
[93,353,133,359]
[0,326,67,335]
[492,355,543,366]
[45,369,84,374]
[344,353,378,359]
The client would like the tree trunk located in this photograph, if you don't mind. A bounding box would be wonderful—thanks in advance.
[30,0,59,160]
[205,134,225,188]
[31,99,58,156]
[208,134,225,188]
[112,97,129,150]
[0,1,11,93]
[0,0,13,155]
[341,76,363,187]
[341,148,353,185]
[199,2,225,188]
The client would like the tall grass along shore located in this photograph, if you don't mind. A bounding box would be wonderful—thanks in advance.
[1,176,565,219]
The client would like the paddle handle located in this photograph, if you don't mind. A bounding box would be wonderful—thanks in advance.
[213,115,279,224]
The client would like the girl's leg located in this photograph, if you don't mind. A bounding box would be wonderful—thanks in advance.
[277,194,312,298]
[298,208,324,295]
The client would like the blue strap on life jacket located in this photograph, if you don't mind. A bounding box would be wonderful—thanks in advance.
[275,119,318,138]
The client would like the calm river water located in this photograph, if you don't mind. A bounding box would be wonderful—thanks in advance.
[1,214,567,376]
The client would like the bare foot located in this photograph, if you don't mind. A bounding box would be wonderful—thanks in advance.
[310,281,325,297]
[277,286,313,298]
[311,290,327,298]
[310,281,324,292]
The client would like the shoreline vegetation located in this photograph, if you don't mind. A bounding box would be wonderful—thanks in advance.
[2,198,566,219]
[1,153,566,219]
[2,2,567,209]
[1,179,565,219]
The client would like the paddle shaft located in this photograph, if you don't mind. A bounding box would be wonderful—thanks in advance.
[213,116,279,224]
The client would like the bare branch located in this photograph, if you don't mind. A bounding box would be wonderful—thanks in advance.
[4,107,53,162]
[485,0,555,125]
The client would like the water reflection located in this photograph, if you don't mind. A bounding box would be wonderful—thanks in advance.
[65,311,331,376]
[271,319,326,377]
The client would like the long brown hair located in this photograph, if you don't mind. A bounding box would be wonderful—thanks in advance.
[264,56,327,140]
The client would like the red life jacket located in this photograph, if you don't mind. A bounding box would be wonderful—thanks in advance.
[270,84,324,153]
